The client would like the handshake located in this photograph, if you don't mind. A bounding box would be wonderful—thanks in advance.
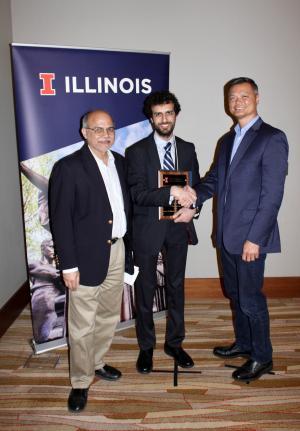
[170,185,197,208]
[170,185,198,223]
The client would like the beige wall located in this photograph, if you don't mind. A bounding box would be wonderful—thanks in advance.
[4,0,299,288]
[0,0,26,307]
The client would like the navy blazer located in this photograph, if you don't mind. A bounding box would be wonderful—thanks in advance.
[49,143,131,286]
[125,133,201,254]
[196,119,289,254]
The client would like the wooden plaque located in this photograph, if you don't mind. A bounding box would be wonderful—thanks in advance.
[158,170,190,220]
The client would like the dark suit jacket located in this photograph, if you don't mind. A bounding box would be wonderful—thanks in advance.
[49,143,132,286]
[196,118,289,254]
[125,133,201,254]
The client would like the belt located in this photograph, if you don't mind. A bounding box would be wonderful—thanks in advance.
[111,237,119,245]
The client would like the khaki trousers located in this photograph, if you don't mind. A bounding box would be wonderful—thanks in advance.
[68,238,125,388]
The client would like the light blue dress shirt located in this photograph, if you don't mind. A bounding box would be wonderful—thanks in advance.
[154,132,176,169]
[230,115,260,163]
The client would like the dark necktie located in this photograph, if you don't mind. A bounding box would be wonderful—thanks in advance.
[163,142,175,170]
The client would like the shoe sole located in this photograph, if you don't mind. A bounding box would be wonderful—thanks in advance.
[177,363,194,369]
[164,351,194,368]
[68,401,88,413]
[95,374,121,381]
[68,407,86,413]
[233,364,273,383]
[136,366,152,374]
[213,351,251,359]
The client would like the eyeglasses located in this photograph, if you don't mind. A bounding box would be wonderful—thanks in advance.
[85,126,115,136]
[152,110,175,119]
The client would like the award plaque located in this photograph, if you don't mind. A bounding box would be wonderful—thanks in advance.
[158,170,191,220]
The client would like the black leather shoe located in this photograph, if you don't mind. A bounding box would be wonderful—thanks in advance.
[232,359,273,382]
[164,344,194,368]
[136,348,153,373]
[213,342,251,359]
[95,364,122,381]
[68,388,88,413]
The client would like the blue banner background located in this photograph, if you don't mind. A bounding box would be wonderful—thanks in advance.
[11,45,169,161]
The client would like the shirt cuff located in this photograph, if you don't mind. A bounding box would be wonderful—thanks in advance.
[63,267,78,273]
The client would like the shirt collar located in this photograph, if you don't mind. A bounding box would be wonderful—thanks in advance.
[234,115,260,136]
[88,146,114,165]
[154,132,175,148]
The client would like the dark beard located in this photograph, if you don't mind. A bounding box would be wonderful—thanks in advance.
[153,123,175,138]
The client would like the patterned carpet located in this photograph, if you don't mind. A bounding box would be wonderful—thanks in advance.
[0,298,300,430]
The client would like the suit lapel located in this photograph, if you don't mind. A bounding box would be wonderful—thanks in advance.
[80,143,110,205]
[147,133,161,170]
[227,118,262,177]
[225,130,235,174]
[175,137,185,170]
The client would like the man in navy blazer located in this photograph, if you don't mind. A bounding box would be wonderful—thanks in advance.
[126,91,200,374]
[50,110,132,412]
[178,77,288,382]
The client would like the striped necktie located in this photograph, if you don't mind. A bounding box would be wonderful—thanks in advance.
[163,142,175,170]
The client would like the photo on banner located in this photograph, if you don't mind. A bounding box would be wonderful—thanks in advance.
[11,44,169,353]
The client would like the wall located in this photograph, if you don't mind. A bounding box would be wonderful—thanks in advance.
[9,0,300,278]
[0,0,26,308]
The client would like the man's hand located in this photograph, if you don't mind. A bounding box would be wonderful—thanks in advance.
[242,240,260,262]
[173,207,196,223]
[171,185,196,208]
[63,271,80,290]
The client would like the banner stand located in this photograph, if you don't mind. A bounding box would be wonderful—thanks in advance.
[11,43,169,353]
[32,336,68,355]
[32,311,167,355]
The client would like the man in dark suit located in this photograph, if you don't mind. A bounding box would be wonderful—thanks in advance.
[50,110,132,412]
[126,91,200,374]
[179,77,288,382]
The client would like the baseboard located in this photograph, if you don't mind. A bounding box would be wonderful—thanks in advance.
[1,277,299,337]
[185,277,300,299]
[0,281,30,338]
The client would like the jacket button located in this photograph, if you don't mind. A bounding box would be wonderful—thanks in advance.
[107,239,111,245]
[108,219,113,224]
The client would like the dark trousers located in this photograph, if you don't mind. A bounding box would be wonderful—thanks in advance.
[220,245,272,363]
[135,235,188,350]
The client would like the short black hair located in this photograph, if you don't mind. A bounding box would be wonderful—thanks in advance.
[225,77,259,94]
[143,90,181,119]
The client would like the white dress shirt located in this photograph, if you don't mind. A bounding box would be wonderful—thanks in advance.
[92,149,126,238]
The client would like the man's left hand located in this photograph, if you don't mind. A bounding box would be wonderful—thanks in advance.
[242,240,260,262]
[173,207,196,223]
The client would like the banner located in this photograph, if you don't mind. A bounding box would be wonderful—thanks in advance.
[11,44,169,353]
